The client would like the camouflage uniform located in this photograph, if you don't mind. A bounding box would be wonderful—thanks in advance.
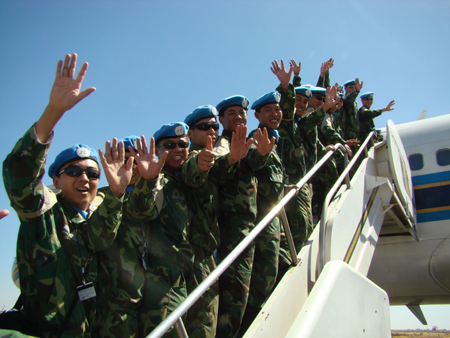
[127,167,194,337]
[275,83,313,262]
[213,130,268,338]
[2,125,124,338]
[341,90,360,142]
[181,144,232,338]
[247,127,285,309]
[95,188,149,338]
[358,106,384,145]
[320,112,348,175]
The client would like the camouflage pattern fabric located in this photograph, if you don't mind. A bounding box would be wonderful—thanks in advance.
[213,130,267,338]
[358,106,383,145]
[95,189,149,338]
[181,144,232,338]
[127,168,193,337]
[2,125,124,338]
[247,126,285,310]
[341,90,360,141]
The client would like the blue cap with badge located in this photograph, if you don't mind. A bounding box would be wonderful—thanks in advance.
[360,92,374,99]
[251,92,281,111]
[153,122,189,143]
[216,95,250,116]
[338,93,347,100]
[48,144,100,178]
[295,86,313,98]
[184,105,218,127]
[344,79,356,87]
[116,135,139,152]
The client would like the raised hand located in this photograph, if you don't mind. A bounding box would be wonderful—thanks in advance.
[128,136,167,182]
[0,209,9,220]
[99,139,133,198]
[271,59,293,92]
[253,127,275,156]
[383,100,395,112]
[322,84,338,112]
[290,59,301,77]
[197,135,216,171]
[36,53,96,142]
[355,78,363,92]
[228,124,253,166]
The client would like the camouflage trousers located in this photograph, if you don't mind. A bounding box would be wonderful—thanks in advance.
[216,216,255,338]
[139,263,188,337]
[278,184,313,278]
[248,215,281,309]
[185,247,219,338]
[311,158,339,218]
[96,304,139,338]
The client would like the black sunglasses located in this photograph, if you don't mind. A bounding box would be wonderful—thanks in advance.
[314,95,325,102]
[363,97,373,101]
[156,141,189,149]
[58,165,100,180]
[192,123,220,131]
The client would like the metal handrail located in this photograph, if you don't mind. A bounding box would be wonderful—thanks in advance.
[318,132,375,275]
[146,143,348,338]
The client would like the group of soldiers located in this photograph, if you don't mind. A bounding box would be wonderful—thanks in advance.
[0,53,395,338]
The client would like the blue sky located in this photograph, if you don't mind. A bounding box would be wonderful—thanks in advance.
[1,0,450,330]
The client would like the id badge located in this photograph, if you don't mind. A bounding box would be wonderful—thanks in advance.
[77,282,96,301]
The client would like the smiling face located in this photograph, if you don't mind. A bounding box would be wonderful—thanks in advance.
[345,84,356,95]
[255,103,282,129]
[309,94,325,110]
[219,106,247,132]
[52,158,100,211]
[362,96,374,109]
[295,94,309,117]
[187,117,219,147]
[155,136,189,171]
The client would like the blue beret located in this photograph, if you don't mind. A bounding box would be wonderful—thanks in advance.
[184,105,218,127]
[302,84,325,96]
[251,92,281,111]
[153,122,189,143]
[338,93,347,100]
[344,80,356,87]
[216,95,250,116]
[48,144,100,178]
[360,92,374,99]
[116,135,139,152]
[294,86,312,97]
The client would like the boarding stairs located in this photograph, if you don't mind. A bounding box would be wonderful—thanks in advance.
[146,120,417,338]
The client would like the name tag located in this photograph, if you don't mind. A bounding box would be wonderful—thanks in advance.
[77,282,96,301]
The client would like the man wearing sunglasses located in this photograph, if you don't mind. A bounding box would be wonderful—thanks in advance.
[182,105,253,337]
[342,78,364,145]
[358,92,395,145]
[213,95,273,338]
[126,122,196,337]
[95,135,153,338]
[2,53,132,337]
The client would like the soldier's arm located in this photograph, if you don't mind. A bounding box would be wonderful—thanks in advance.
[182,151,209,188]
[126,174,165,220]
[359,106,384,119]
[321,115,346,145]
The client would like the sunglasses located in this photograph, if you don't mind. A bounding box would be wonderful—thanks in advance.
[156,141,189,150]
[363,98,374,101]
[314,95,325,102]
[346,85,356,89]
[192,123,220,131]
[59,165,100,180]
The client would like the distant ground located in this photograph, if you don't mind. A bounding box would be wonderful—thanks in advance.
[392,330,450,337]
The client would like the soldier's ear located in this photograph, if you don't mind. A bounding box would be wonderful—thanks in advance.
[187,129,193,139]
[219,116,224,125]
[53,175,60,189]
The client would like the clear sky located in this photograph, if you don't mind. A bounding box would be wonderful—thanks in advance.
[1,0,449,331]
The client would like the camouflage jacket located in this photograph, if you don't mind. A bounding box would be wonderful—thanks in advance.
[358,106,383,142]
[2,125,124,338]
[342,90,360,140]
[127,167,194,273]
[275,83,307,183]
[213,129,268,223]
[249,126,286,215]
[182,144,233,255]
[320,113,346,146]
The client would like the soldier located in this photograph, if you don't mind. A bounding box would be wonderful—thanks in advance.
[182,105,251,338]
[358,92,395,145]
[240,92,293,333]
[2,53,131,337]
[342,78,364,144]
[126,123,194,337]
[95,135,149,338]
[214,95,273,338]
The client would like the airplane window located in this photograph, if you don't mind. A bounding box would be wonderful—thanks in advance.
[436,148,450,166]
[408,153,423,171]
